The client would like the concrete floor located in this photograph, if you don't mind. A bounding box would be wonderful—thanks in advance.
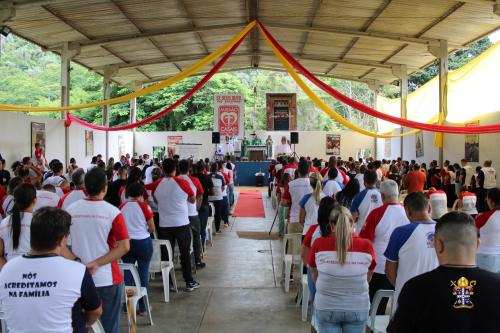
[124,189,309,333]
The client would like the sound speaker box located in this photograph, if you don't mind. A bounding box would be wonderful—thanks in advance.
[290,132,299,144]
[212,132,220,144]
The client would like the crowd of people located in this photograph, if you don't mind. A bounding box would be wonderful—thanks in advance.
[0,152,237,332]
[269,155,500,332]
[0,149,499,332]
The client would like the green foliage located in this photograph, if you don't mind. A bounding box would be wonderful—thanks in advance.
[0,33,493,132]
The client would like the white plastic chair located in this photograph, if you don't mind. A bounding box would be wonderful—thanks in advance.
[281,233,302,292]
[119,263,154,326]
[0,301,7,332]
[295,261,310,321]
[205,216,214,247]
[367,289,394,333]
[150,238,178,303]
[90,320,105,333]
[451,199,460,211]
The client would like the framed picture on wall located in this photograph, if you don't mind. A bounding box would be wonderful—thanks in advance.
[325,134,340,156]
[31,122,46,158]
[85,130,94,157]
[415,131,424,158]
[384,139,391,158]
[465,121,479,162]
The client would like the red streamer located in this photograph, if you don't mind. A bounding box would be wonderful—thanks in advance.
[66,28,250,131]
[258,22,500,134]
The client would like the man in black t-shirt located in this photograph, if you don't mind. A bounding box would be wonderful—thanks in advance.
[104,166,128,207]
[193,161,213,251]
[0,159,10,188]
[388,211,500,333]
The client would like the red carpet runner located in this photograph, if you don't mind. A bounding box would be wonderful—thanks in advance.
[232,189,265,218]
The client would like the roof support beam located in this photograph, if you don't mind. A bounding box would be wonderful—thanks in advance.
[143,66,382,86]
[494,0,500,15]
[265,23,454,47]
[248,0,259,67]
[297,0,322,57]
[0,2,16,24]
[96,51,412,72]
[177,0,210,55]
[45,23,246,50]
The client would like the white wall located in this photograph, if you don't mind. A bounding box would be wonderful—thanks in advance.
[0,113,135,168]
[134,130,374,161]
[0,112,65,165]
[376,111,500,185]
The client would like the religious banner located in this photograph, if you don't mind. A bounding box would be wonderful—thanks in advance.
[465,121,479,162]
[167,135,183,157]
[415,131,424,158]
[384,139,391,158]
[326,134,340,156]
[214,94,244,138]
[85,130,94,157]
[31,122,46,157]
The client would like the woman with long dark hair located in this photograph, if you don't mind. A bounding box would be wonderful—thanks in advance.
[0,183,37,268]
[336,178,360,209]
[120,166,147,203]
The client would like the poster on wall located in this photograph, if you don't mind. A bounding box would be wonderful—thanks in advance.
[213,94,244,138]
[117,135,126,157]
[465,121,479,162]
[152,146,166,160]
[415,131,424,158]
[167,135,183,157]
[85,130,94,157]
[325,134,341,156]
[384,139,391,158]
[31,122,46,158]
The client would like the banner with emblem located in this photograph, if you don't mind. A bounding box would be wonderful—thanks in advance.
[214,94,244,138]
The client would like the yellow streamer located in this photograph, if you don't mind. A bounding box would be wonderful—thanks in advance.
[259,25,418,139]
[0,21,257,112]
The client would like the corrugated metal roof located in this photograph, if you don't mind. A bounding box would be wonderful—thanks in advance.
[4,0,500,85]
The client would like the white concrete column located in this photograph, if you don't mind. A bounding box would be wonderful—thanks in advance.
[128,80,142,155]
[429,40,448,165]
[392,64,408,159]
[60,42,79,167]
[368,80,381,160]
[102,65,118,160]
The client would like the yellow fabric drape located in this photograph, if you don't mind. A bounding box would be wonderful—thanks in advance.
[377,42,500,135]
[0,21,257,112]
[259,25,421,139]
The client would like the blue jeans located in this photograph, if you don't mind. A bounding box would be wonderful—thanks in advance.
[315,309,368,333]
[307,268,316,302]
[228,184,235,206]
[96,283,124,333]
[477,253,500,274]
[122,237,153,312]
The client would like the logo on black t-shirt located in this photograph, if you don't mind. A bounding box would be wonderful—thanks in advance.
[451,276,476,309]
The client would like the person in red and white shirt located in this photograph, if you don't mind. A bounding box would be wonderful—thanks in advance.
[33,184,60,211]
[475,187,500,273]
[148,158,200,291]
[301,196,336,302]
[178,159,206,269]
[283,157,298,179]
[309,204,375,332]
[458,187,478,216]
[58,168,87,210]
[360,180,409,315]
[426,187,448,220]
[282,161,312,234]
[65,168,130,333]
[120,182,155,315]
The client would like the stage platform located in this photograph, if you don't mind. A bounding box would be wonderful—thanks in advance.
[234,161,270,186]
